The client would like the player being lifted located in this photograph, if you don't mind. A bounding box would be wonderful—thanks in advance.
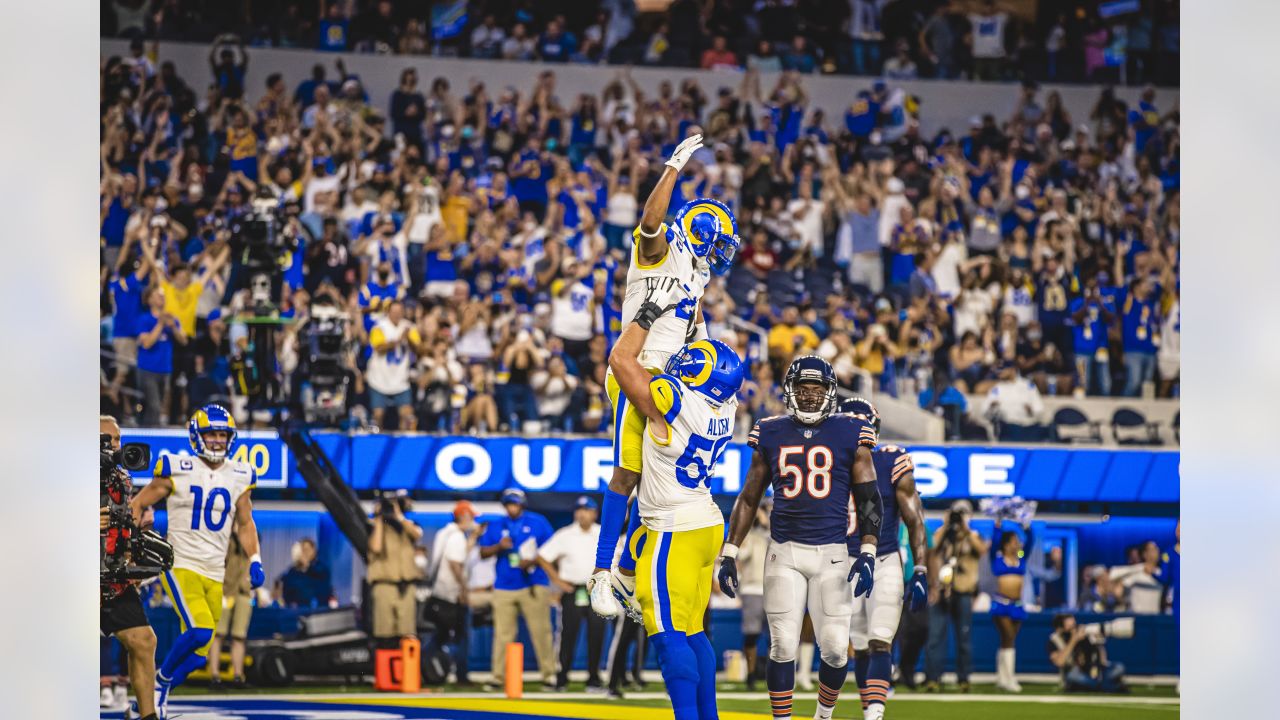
[590,132,741,621]
[840,398,929,720]
[719,356,884,720]
[607,290,745,720]
[130,405,265,719]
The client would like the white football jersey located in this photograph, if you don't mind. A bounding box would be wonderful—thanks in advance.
[157,453,256,582]
[639,374,734,532]
[622,223,711,370]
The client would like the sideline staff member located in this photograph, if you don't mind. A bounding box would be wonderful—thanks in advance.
[209,533,253,687]
[479,488,556,691]
[537,496,605,691]
[100,415,159,720]
[369,491,424,644]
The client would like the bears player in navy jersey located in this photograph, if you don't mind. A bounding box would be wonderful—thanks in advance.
[839,397,928,720]
[719,356,883,720]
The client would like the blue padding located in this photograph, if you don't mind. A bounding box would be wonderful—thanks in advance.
[1099,452,1154,502]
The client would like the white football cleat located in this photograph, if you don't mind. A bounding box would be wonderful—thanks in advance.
[610,570,644,625]
[588,570,621,619]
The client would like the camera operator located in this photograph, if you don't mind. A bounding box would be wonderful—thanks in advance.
[368,490,424,647]
[99,415,164,720]
[1047,614,1127,693]
[924,499,988,692]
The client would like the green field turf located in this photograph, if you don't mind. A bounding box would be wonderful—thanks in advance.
[173,680,1179,719]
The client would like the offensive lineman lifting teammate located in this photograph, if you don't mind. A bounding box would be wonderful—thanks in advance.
[841,397,929,720]
[719,356,884,720]
[130,405,265,719]
[609,289,746,720]
[590,132,741,621]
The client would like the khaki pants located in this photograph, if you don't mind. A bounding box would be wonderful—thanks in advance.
[216,593,253,640]
[371,583,417,638]
[491,585,555,683]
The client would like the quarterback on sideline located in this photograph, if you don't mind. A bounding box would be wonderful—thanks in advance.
[590,131,741,623]
[841,398,929,720]
[130,405,265,718]
[719,356,883,720]
[607,292,745,720]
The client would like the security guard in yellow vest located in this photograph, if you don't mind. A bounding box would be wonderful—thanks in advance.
[368,491,424,643]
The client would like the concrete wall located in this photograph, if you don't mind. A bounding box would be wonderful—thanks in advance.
[102,39,1178,138]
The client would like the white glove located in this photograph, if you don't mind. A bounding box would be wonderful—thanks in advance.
[665,134,704,172]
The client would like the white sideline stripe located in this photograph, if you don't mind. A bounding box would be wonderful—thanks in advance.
[179,691,1180,706]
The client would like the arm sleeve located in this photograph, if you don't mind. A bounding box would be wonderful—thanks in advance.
[747,421,762,449]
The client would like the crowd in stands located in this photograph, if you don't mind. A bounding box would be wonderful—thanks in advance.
[99,34,1180,440]
[103,0,1179,87]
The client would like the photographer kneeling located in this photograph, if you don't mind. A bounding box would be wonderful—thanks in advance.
[1047,614,1127,693]
[100,415,171,720]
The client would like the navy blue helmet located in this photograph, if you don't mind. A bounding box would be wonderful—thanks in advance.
[783,355,838,425]
[839,396,881,433]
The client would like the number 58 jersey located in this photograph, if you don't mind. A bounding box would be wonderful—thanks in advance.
[156,453,257,582]
[748,414,877,546]
[639,373,736,533]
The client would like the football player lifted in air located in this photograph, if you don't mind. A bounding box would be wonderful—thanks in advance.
[590,131,741,623]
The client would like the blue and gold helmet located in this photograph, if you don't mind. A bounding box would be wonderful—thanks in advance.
[674,198,740,276]
[664,339,745,405]
[188,404,238,462]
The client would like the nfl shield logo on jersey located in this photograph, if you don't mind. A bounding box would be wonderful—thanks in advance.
[803,429,814,438]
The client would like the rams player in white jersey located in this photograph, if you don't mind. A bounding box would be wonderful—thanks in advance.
[604,293,745,720]
[130,405,265,717]
[591,132,742,623]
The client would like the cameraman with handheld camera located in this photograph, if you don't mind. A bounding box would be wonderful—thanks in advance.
[924,499,988,692]
[1047,613,1129,693]
[368,490,424,647]
[100,415,172,720]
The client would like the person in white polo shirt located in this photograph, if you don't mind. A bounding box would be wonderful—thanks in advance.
[425,500,479,685]
[536,496,605,691]
[366,299,422,431]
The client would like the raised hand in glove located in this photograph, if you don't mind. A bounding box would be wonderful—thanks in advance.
[665,134,704,173]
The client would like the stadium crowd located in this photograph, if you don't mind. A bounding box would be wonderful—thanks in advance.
[99,36,1181,440]
[103,0,1179,87]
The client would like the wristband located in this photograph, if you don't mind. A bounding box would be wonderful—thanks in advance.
[637,224,663,239]
[250,553,262,565]
[859,543,877,557]
[913,565,928,575]
[721,543,740,560]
